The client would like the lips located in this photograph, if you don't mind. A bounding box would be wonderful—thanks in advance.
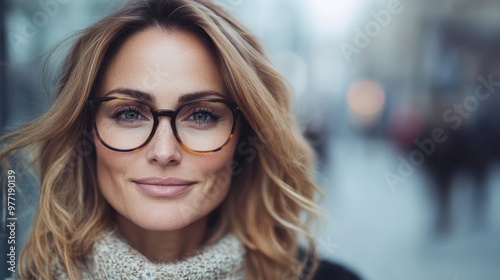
[132,177,196,197]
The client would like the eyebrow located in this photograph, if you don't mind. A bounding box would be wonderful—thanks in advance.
[103,88,227,104]
[178,90,226,103]
[104,88,156,102]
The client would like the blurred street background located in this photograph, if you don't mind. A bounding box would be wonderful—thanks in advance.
[1,0,500,279]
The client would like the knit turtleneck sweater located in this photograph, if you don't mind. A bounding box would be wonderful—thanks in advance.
[54,231,246,279]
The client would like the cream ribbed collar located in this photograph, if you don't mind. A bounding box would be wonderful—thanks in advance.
[91,231,245,279]
[55,231,246,279]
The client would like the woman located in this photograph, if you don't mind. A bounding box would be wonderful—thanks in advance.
[1,0,360,279]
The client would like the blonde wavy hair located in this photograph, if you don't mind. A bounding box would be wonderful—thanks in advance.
[0,0,323,279]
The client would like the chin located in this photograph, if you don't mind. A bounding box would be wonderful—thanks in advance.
[124,206,205,232]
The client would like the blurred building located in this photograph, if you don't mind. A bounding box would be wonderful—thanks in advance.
[2,0,500,279]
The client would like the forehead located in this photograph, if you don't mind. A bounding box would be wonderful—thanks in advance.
[99,27,225,106]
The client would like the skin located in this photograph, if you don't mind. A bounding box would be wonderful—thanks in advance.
[94,27,238,262]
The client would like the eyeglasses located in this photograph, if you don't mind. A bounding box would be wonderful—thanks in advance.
[87,97,240,154]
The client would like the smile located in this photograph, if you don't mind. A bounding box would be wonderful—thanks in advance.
[132,177,196,197]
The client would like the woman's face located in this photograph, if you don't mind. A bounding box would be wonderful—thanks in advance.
[94,27,238,231]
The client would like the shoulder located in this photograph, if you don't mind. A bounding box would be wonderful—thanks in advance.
[298,249,363,280]
[311,259,362,280]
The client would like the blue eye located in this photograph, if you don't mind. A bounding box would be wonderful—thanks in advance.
[110,106,149,124]
[192,112,211,122]
[120,110,141,120]
[188,109,220,125]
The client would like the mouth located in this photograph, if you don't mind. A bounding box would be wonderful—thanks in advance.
[132,177,196,197]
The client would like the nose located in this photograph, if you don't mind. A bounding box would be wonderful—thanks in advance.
[146,118,182,166]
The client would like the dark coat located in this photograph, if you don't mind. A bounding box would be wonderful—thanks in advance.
[312,260,362,280]
[299,249,362,280]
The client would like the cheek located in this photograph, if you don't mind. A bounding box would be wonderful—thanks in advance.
[94,141,134,206]
[96,142,122,180]
[94,132,138,174]
[193,143,239,206]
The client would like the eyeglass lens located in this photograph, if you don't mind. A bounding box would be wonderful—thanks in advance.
[94,99,235,152]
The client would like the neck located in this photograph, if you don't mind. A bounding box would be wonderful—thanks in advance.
[114,214,208,263]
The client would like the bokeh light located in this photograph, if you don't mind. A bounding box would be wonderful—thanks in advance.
[346,79,386,126]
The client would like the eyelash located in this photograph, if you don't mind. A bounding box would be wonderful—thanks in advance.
[108,106,222,122]
[109,106,147,122]
[187,107,221,123]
